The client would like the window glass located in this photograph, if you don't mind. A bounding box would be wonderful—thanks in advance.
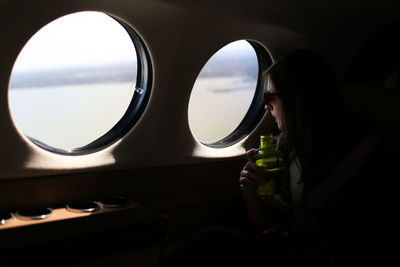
[188,40,261,145]
[8,11,145,153]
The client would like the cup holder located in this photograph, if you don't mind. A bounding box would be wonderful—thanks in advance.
[0,212,14,225]
[15,207,53,220]
[1,198,134,225]
[66,200,100,213]
[98,196,131,208]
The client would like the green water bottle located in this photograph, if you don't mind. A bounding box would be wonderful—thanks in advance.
[253,135,283,199]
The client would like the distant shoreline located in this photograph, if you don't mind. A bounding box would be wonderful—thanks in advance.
[9,54,257,89]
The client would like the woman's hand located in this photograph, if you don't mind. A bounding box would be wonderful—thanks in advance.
[240,148,290,230]
[239,149,268,187]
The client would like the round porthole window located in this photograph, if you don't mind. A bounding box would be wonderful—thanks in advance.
[8,11,151,154]
[188,40,271,147]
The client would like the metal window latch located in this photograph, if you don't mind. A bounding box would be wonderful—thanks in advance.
[135,87,144,94]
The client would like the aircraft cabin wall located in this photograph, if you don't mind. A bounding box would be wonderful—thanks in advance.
[0,0,399,248]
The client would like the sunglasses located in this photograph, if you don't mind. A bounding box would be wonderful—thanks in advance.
[263,92,280,106]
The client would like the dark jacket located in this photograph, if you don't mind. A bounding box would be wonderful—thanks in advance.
[292,130,395,266]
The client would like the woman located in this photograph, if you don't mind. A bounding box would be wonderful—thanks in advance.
[240,49,352,231]
[162,50,387,266]
[241,49,387,265]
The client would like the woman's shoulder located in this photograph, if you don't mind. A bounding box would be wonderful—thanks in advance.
[304,128,386,207]
[346,129,384,159]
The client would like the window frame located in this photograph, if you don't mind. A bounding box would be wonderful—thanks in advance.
[205,40,272,148]
[14,14,152,155]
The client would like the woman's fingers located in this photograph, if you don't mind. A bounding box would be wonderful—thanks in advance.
[240,163,266,185]
[240,148,270,187]
[239,174,257,186]
[246,148,258,162]
[245,162,266,176]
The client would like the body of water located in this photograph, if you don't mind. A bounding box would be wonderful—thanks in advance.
[9,82,134,149]
[9,76,257,150]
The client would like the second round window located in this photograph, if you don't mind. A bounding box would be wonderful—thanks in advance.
[188,40,271,146]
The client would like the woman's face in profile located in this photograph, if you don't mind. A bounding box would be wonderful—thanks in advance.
[265,77,284,131]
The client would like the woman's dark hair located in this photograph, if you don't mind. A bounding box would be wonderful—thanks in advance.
[264,49,348,180]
